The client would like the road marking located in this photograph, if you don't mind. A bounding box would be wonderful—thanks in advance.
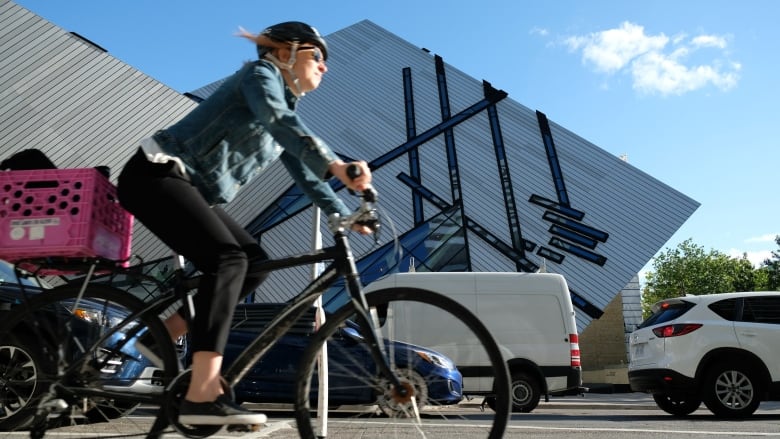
[251,420,296,437]
[506,424,780,436]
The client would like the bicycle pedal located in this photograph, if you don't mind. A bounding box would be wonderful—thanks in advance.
[226,424,262,432]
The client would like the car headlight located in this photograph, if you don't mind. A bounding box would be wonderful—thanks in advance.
[72,308,136,330]
[72,308,104,324]
[415,350,455,370]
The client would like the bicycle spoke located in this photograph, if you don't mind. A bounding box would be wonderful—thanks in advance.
[294,287,510,438]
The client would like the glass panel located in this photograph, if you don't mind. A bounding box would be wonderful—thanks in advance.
[708,298,738,321]
[321,207,467,312]
[742,297,780,324]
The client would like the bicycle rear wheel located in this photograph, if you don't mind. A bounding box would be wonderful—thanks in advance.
[294,287,511,438]
[0,283,180,436]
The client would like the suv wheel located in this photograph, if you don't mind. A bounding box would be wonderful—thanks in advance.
[652,393,701,416]
[0,333,52,431]
[702,360,760,418]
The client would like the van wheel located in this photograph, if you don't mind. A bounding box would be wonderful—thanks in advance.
[509,372,541,413]
[653,393,701,416]
[702,360,760,418]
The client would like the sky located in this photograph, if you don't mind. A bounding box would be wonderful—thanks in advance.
[13,0,780,276]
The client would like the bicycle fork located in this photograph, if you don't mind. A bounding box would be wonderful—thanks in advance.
[337,233,408,401]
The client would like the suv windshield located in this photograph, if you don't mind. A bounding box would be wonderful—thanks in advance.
[637,298,695,329]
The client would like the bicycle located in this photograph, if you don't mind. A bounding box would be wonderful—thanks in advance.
[0,182,511,438]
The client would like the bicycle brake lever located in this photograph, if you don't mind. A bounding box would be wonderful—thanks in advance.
[373,222,381,244]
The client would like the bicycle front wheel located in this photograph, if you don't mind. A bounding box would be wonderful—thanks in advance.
[294,287,511,439]
[0,283,180,436]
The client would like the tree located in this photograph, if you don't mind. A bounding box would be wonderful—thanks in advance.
[641,239,764,316]
[760,235,780,291]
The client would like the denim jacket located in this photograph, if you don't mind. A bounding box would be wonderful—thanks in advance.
[152,59,349,216]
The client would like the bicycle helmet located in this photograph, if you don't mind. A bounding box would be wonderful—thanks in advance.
[256,21,328,61]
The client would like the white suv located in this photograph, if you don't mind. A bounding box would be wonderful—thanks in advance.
[628,292,780,418]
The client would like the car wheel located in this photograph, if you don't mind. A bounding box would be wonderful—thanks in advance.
[702,360,761,418]
[509,372,541,413]
[0,333,52,431]
[377,368,429,418]
[653,393,701,416]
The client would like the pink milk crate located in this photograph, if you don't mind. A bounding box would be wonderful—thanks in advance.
[0,168,133,273]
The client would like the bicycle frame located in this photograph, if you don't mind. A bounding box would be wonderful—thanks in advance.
[223,228,401,391]
[9,225,400,393]
[1,185,410,435]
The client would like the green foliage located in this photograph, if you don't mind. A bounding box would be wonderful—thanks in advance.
[641,238,768,317]
[760,235,780,291]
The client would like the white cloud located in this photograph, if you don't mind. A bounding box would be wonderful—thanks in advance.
[631,52,739,95]
[728,249,772,268]
[565,22,667,73]
[561,21,740,96]
[691,34,727,49]
[746,233,779,243]
[530,26,549,37]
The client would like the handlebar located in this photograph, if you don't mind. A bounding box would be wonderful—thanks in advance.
[344,163,376,202]
[326,162,380,237]
[328,164,380,240]
[328,188,380,236]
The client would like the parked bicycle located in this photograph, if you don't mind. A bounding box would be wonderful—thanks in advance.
[0,179,511,438]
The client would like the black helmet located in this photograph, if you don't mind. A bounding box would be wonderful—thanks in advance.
[259,21,328,61]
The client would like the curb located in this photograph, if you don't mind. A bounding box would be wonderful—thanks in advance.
[458,400,656,411]
[538,401,656,410]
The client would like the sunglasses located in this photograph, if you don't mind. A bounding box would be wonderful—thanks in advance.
[297,46,324,63]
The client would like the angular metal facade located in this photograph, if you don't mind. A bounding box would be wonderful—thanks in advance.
[1,2,699,332]
[0,0,197,261]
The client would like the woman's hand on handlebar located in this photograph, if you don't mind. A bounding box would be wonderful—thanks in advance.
[328,159,378,235]
[351,223,374,235]
[329,160,372,192]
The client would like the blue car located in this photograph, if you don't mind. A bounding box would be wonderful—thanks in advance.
[0,259,463,429]
[225,302,464,413]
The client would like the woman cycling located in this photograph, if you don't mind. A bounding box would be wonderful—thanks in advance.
[117,21,372,425]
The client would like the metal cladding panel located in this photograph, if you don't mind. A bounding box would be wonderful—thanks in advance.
[231,20,698,326]
[531,118,696,309]
[1,0,197,260]
[1,2,196,174]
[2,6,699,332]
[253,210,317,304]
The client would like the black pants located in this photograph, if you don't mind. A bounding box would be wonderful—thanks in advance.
[117,149,266,354]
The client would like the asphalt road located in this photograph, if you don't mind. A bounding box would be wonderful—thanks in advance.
[5,393,780,438]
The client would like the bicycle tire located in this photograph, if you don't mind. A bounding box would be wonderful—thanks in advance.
[0,283,180,436]
[294,287,511,439]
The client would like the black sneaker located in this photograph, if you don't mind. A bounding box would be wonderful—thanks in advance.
[178,395,267,425]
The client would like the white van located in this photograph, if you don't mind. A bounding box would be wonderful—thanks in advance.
[364,271,584,412]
